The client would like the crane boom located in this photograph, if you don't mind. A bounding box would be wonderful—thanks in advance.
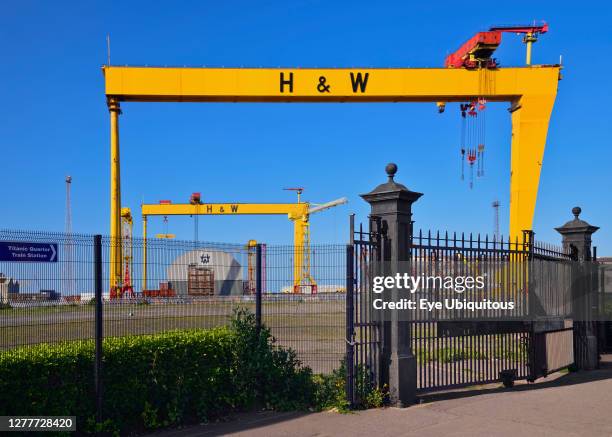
[308,197,348,214]
[489,23,548,34]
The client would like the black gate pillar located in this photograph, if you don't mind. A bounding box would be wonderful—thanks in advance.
[555,207,600,370]
[361,163,422,407]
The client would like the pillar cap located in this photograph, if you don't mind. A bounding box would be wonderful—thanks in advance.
[555,206,599,236]
[361,163,423,202]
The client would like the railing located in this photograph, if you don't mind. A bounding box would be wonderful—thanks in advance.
[346,216,384,406]
[407,230,575,391]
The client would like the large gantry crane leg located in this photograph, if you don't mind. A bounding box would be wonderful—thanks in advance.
[509,93,556,239]
[108,97,122,291]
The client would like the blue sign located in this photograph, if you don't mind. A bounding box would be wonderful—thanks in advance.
[0,241,58,262]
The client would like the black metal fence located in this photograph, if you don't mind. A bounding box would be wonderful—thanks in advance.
[410,230,574,392]
[346,216,383,405]
[0,229,346,374]
[1,224,602,407]
[597,257,612,353]
[345,223,583,401]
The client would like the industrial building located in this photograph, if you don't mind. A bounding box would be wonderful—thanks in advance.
[165,249,245,296]
[0,274,61,303]
[0,274,19,303]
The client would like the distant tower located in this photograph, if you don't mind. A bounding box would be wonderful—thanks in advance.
[492,200,500,240]
[65,176,72,234]
[64,176,74,295]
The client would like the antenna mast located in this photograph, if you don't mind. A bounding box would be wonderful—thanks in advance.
[492,200,500,240]
[64,176,74,295]
[106,34,111,65]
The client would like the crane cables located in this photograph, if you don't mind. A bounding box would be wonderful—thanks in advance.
[460,103,467,181]
[467,101,478,189]
[477,98,486,178]
[459,98,486,189]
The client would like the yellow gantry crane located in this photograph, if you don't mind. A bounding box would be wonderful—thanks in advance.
[103,27,560,289]
[140,191,347,293]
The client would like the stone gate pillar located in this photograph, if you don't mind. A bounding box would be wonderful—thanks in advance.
[555,207,599,262]
[555,207,600,370]
[361,163,422,406]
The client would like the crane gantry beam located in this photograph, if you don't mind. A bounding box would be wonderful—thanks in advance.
[142,203,308,217]
[104,65,560,288]
[103,66,559,102]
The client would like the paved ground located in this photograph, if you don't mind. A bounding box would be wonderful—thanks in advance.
[149,356,612,437]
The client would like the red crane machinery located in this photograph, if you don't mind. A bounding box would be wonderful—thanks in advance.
[443,22,550,188]
[189,192,201,204]
[445,22,549,69]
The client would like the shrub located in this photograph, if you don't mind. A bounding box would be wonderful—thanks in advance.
[0,329,234,435]
[312,365,350,412]
[229,308,316,411]
[0,308,385,435]
[0,308,315,435]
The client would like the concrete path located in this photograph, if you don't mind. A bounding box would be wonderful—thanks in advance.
[149,357,612,437]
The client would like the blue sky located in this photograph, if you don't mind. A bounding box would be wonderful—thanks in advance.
[1,1,611,252]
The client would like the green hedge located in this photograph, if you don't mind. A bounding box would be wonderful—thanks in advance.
[0,309,318,435]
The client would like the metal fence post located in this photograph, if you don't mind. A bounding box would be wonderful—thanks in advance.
[345,243,355,407]
[93,234,103,424]
[255,244,262,333]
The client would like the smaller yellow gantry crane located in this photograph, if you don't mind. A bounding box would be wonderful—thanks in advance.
[245,239,258,294]
[110,207,135,299]
[140,190,347,293]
